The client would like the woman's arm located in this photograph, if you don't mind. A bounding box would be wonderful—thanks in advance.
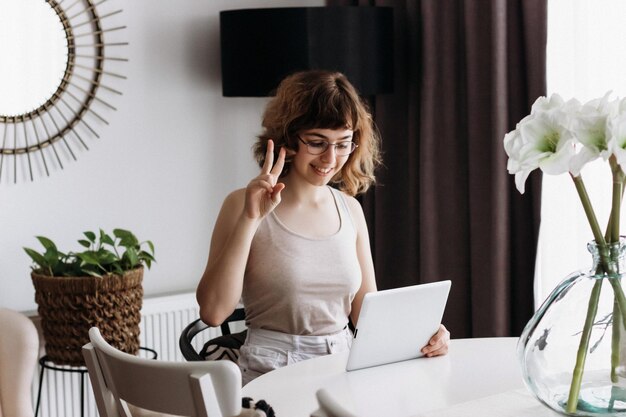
[345,196,377,327]
[196,141,285,326]
[196,190,257,326]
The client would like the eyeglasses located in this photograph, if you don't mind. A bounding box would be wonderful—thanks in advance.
[297,137,358,156]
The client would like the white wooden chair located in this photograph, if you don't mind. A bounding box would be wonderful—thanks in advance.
[83,327,246,417]
[310,388,358,417]
[0,308,39,417]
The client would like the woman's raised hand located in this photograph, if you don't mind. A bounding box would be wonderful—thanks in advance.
[244,139,286,220]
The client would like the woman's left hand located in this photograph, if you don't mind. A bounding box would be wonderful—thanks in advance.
[421,324,450,357]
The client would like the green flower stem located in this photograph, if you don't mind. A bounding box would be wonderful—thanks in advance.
[608,279,626,328]
[567,175,609,412]
[567,279,603,413]
[572,175,607,250]
[612,299,621,383]
[573,172,626,323]
[609,156,624,243]
[608,156,625,382]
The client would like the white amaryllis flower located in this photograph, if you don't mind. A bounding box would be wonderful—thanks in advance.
[609,97,626,171]
[531,93,566,114]
[504,95,577,194]
[569,92,615,176]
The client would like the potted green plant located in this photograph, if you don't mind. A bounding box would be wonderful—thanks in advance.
[24,228,155,366]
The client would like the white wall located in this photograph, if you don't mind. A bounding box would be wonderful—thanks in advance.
[0,0,324,312]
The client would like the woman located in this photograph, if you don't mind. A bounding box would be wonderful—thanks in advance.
[196,70,449,384]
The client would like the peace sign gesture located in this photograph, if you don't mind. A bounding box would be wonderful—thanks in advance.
[244,139,286,220]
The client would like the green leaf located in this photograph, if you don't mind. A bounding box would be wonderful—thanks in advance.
[43,250,59,269]
[96,249,118,265]
[35,236,57,252]
[84,231,96,243]
[139,251,156,262]
[78,239,91,248]
[124,247,139,267]
[77,251,101,266]
[43,245,59,257]
[113,228,131,238]
[82,269,103,278]
[24,247,48,268]
[66,260,84,276]
[114,229,139,248]
[101,233,115,246]
[146,240,155,255]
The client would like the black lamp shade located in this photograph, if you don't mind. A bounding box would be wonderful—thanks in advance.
[220,7,394,97]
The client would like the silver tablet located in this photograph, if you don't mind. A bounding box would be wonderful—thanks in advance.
[346,280,451,371]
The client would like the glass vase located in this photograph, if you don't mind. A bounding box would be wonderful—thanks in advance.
[519,239,626,416]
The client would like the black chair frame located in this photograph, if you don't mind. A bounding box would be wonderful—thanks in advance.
[179,308,246,361]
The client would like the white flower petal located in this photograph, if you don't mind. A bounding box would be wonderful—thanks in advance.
[614,147,626,173]
[573,114,609,156]
[581,91,613,113]
[570,147,599,177]
[616,98,626,115]
[531,94,564,114]
[515,169,532,194]
[609,115,626,171]
[539,144,575,175]
[503,129,521,157]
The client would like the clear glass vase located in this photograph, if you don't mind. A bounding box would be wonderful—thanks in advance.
[519,239,626,416]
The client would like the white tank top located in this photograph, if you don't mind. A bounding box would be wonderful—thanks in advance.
[242,187,362,335]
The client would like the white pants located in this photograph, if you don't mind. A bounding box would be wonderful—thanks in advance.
[238,327,352,386]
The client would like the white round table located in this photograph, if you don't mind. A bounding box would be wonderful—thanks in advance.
[242,337,525,417]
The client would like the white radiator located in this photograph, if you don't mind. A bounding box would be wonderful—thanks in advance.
[31,291,227,417]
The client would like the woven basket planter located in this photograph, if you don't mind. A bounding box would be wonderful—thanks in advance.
[31,267,143,366]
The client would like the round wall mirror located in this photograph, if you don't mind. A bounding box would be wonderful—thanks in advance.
[0,0,127,183]
[0,0,68,117]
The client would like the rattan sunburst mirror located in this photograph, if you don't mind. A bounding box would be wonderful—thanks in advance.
[0,0,127,183]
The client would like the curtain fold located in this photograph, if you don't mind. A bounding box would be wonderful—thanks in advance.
[328,0,545,337]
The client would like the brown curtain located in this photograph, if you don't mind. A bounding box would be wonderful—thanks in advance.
[328,0,545,337]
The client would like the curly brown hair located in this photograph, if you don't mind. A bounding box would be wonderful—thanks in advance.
[253,70,382,196]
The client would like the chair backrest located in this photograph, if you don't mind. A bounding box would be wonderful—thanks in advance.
[311,388,359,417]
[0,308,39,417]
[180,308,246,361]
[83,327,242,417]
